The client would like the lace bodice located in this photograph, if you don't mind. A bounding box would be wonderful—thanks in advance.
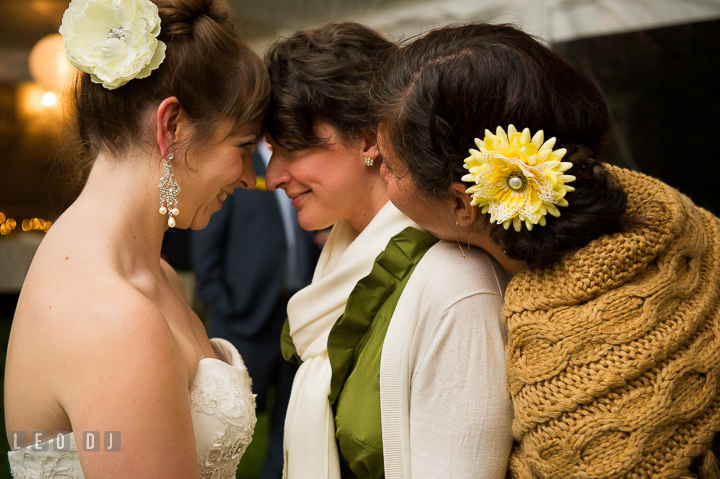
[7,338,256,479]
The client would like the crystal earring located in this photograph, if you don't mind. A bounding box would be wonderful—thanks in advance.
[364,157,374,167]
[158,152,181,228]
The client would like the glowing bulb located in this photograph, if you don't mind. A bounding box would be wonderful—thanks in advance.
[41,92,56,107]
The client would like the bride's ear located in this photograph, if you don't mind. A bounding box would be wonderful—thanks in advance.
[155,97,185,158]
[449,182,478,227]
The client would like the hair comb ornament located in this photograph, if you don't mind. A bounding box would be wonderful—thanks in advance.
[59,0,166,90]
[462,125,575,232]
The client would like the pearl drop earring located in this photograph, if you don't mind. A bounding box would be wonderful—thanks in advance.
[158,152,181,228]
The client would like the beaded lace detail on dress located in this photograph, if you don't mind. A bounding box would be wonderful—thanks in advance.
[9,446,79,479]
[190,360,256,479]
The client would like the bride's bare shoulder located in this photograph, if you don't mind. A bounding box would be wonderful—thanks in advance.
[9,239,181,378]
[4,245,189,432]
[13,270,174,354]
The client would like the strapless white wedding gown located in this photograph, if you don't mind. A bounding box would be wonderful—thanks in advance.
[7,338,256,479]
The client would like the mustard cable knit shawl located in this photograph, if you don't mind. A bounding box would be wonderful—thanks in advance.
[504,166,720,479]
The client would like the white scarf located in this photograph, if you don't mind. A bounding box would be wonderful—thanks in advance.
[283,201,416,479]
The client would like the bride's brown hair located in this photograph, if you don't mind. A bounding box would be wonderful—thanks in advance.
[71,0,269,164]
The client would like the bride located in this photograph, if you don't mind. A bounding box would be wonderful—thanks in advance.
[4,0,269,477]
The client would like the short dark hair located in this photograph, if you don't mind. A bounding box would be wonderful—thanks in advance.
[72,0,269,163]
[376,23,638,268]
[264,21,394,150]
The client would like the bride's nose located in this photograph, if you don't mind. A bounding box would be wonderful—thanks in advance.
[236,161,257,190]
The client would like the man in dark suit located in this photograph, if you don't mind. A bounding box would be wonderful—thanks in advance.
[191,141,319,479]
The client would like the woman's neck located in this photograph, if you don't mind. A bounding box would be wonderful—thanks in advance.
[468,229,527,276]
[345,175,390,234]
[68,152,169,278]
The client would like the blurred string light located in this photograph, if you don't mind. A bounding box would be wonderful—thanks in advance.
[0,212,51,236]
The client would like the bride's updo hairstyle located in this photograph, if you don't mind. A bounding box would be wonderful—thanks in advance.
[376,23,638,268]
[73,0,269,162]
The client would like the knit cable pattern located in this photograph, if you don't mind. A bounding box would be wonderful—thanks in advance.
[504,166,720,479]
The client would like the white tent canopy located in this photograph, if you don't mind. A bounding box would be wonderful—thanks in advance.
[244,0,720,51]
[2,0,718,81]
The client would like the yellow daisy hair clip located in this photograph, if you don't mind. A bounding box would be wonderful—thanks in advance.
[461,125,575,232]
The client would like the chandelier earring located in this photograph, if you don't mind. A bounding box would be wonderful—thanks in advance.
[364,157,374,167]
[158,152,181,228]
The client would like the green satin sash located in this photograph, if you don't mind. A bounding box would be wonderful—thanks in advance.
[329,227,438,478]
[279,227,438,478]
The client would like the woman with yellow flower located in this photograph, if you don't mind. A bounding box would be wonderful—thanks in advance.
[376,23,720,479]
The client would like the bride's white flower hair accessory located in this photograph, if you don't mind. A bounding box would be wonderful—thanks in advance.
[59,0,167,90]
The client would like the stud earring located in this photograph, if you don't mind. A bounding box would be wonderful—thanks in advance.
[364,157,374,167]
[158,152,181,228]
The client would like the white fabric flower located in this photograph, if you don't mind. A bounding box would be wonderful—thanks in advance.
[59,0,166,90]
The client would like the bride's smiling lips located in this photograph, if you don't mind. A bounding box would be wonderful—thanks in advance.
[288,190,311,208]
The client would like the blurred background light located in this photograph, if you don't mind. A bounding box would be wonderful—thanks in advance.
[28,33,74,93]
[40,91,56,107]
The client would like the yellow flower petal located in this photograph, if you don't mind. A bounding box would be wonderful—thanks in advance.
[540,137,556,152]
[547,203,561,217]
[558,162,574,172]
[521,128,531,145]
[548,149,567,162]
[531,130,544,149]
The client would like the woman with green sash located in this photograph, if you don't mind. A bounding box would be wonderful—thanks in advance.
[375,23,720,479]
[263,22,514,479]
